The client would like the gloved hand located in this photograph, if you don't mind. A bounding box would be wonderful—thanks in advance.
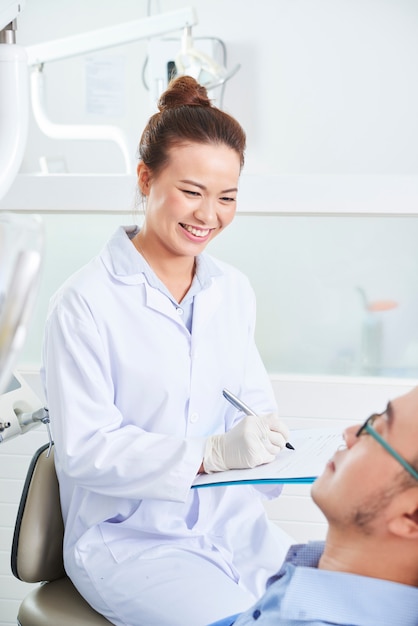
[203,413,290,473]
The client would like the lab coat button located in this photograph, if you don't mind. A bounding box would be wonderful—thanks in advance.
[190,413,199,423]
[176,307,183,315]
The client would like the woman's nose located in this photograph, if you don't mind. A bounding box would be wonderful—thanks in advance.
[194,199,216,224]
[343,424,361,449]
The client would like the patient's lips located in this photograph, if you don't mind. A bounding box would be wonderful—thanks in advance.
[325,458,336,473]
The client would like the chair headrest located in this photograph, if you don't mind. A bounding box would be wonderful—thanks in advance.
[11,442,66,583]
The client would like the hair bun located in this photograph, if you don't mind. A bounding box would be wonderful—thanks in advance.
[158,76,211,111]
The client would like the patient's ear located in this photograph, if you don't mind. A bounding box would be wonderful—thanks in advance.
[406,509,418,524]
[389,492,418,538]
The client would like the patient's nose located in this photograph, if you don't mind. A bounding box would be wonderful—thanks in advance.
[343,424,361,448]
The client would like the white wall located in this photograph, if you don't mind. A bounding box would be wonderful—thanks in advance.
[12,0,418,176]
[7,211,418,378]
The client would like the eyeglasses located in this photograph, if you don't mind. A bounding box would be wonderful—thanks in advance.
[356,413,418,481]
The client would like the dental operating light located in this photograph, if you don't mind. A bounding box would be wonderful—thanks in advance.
[175,24,240,90]
[0,1,43,415]
[0,213,43,394]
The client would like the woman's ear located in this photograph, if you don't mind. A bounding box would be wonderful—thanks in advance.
[137,162,151,196]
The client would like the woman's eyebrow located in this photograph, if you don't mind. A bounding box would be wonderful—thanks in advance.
[180,179,238,193]
[180,179,206,189]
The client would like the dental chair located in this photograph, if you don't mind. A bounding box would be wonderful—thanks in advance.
[11,442,112,626]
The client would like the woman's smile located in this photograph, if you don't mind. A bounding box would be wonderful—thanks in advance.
[179,223,212,239]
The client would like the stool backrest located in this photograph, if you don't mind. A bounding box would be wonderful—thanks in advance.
[11,442,66,583]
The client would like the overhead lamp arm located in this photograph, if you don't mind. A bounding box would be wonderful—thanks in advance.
[26,8,197,66]
[0,0,24,32]
[24,7,198,174]
[0,1,28,199]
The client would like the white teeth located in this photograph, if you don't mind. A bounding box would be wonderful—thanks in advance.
[182,224,210,237]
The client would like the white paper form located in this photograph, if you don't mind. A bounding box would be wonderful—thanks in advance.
[192,428,344,488]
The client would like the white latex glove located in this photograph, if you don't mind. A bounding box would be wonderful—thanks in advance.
[203,413,290,473]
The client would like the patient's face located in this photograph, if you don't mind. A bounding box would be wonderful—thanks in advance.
[311,386,418,534]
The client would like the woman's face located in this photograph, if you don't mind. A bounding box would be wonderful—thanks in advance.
[138,142,241,259]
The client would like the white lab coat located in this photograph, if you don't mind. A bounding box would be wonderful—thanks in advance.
[41,227,292,626]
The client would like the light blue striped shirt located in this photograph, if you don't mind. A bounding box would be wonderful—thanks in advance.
[210,541,418,626]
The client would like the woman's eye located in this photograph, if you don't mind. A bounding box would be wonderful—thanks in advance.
[220,196,236,203]
[183,189,200,196]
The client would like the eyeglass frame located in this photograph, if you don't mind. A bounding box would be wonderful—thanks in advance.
[356,413,418,482]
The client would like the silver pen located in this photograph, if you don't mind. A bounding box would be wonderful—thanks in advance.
[222,388,295,450]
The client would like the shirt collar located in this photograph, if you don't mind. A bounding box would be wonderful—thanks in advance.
[267,543,418,626]
[268,541,324,586]
[283,565,418,626]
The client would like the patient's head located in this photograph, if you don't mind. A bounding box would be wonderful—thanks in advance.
[312,386,418,540]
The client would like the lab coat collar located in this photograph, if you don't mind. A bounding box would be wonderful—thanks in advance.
[103,226,224,286]
[102,226,224,330]
[103,225,145,284]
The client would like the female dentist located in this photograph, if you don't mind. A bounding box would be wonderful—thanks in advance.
[41,76,292,626]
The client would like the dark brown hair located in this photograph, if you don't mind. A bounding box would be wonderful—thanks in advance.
[138,76,246,176]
